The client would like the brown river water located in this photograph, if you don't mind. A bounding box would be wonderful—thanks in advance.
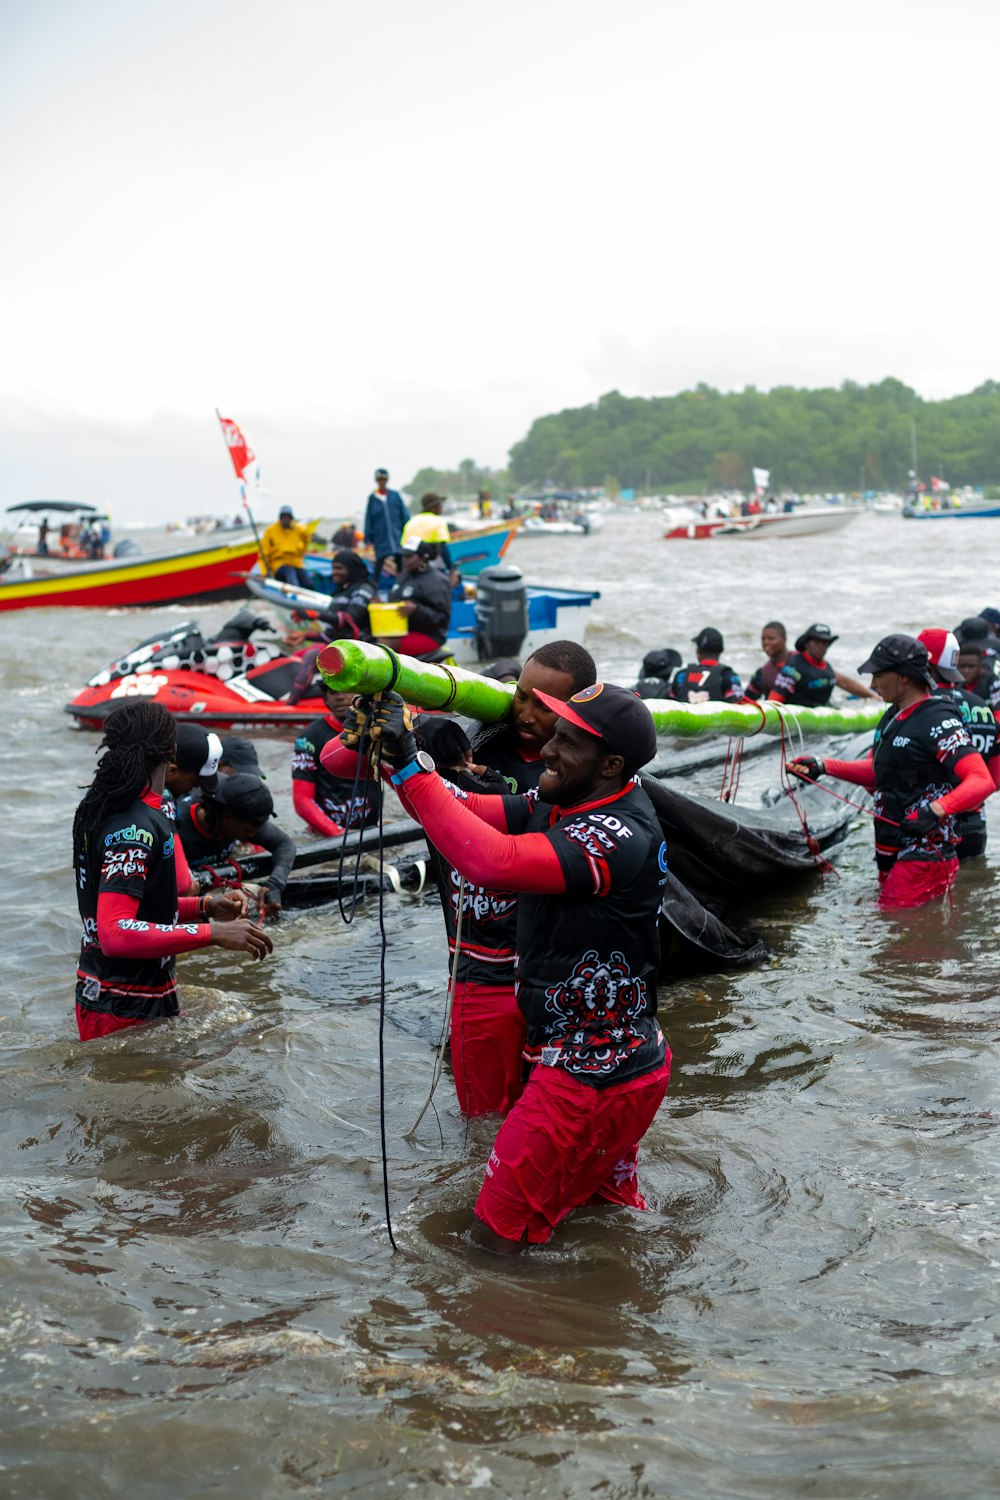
[1,510,999,1498]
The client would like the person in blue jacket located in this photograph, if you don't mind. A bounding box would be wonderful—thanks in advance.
[363,468,409,590]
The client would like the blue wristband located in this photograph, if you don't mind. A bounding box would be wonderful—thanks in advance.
[390,757,426,787]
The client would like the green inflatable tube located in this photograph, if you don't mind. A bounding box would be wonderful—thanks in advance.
[317,640,884,739]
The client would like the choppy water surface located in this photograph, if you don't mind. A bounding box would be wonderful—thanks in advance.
[2,511,999,1498]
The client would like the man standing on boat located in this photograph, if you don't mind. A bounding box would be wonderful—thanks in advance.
[260,505,315,588]
[368,681,670,1252]
[364,468,409,590]
[787,634,994,908]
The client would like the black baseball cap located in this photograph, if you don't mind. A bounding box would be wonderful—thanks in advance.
[212,773,274,826]
[174,724,222,792]
[374,467,389,479]
[641,648,682,679]
[220,734,264,778]
[978,607,1000,629]
[795,622,839,652]
[956,616,992,646]
[693,627,724,654]
[857,633,936,688]
[532,683,658,768]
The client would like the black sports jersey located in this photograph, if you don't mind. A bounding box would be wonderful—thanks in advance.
[744,657,786,701]
[503,780,668,1088]
[931,685,998,850]
[292,715,382,827]
[770,651,835,706]
[968,660,1000,712]
[871,696,978,869]
[670,659,742,703]
[432,740,544,985]
[76,796,189,1021]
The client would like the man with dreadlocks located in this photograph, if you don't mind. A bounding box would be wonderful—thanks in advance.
[73,701,273,1041]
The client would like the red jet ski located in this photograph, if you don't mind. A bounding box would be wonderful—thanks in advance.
[67,611,325,729]
[67,655,326,730]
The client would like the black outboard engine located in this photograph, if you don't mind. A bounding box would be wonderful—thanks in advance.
[475,565,528,661]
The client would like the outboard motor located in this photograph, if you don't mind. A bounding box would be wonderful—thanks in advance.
[475,565,528,661]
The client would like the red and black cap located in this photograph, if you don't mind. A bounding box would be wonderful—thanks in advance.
[916,628,963,684]
[857,633,936,688]
[532,683,658,767]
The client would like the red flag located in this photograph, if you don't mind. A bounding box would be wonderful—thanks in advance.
[217,414,256,480]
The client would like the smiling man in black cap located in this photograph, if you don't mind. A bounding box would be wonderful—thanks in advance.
[788,633,994,908]
[670,627,742,703]
[769,623,876,706]
[367,681,670,1253]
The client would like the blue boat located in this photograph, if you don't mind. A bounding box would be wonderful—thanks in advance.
[245,565,599,666]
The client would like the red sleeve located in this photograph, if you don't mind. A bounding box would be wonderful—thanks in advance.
[293,778,344,837]
[394,773,512,831]
[402,772,567,892]
[174,834,195,897]
[936,754,994,816]
[178,896,202,920]
[824,755,877,790]
[97,891,211,958]
[988,753,1000,792]
[319,734,375,782]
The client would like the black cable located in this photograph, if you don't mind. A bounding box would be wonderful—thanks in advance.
[372,735,398,1251]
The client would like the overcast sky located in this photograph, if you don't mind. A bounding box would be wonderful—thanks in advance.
[2,0,997,522]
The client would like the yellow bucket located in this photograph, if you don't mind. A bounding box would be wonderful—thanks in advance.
[369,601,408,637]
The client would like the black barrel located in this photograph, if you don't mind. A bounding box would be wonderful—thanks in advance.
[474,565,528,660]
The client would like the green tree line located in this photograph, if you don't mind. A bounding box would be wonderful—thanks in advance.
[504,379,1000,493]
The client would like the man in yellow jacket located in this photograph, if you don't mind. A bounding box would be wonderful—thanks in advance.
[260,506,316,586]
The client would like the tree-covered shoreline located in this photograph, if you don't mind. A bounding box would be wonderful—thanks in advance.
[406,380,1000,498]
[506,379,1000,494]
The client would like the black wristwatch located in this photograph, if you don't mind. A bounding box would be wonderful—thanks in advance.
[390,750,435,787]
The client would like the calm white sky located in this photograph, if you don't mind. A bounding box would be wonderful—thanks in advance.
[2,0,997,521]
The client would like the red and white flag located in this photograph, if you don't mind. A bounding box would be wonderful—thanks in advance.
[217,412,256,480]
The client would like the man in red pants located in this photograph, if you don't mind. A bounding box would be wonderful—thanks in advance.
[370,681,670,1252]
[787,633,994,909]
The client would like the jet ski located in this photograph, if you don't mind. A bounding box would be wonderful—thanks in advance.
[84,609,284,687]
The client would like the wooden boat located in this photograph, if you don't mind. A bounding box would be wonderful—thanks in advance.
[0,538,259,612]
[665,507,862,541]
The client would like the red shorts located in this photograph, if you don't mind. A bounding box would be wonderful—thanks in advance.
[474,1057,671,1246]
[394,631,442,657]
[76,1005,152,1042]
[878,857,958,910]
[450,980,526,1117]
